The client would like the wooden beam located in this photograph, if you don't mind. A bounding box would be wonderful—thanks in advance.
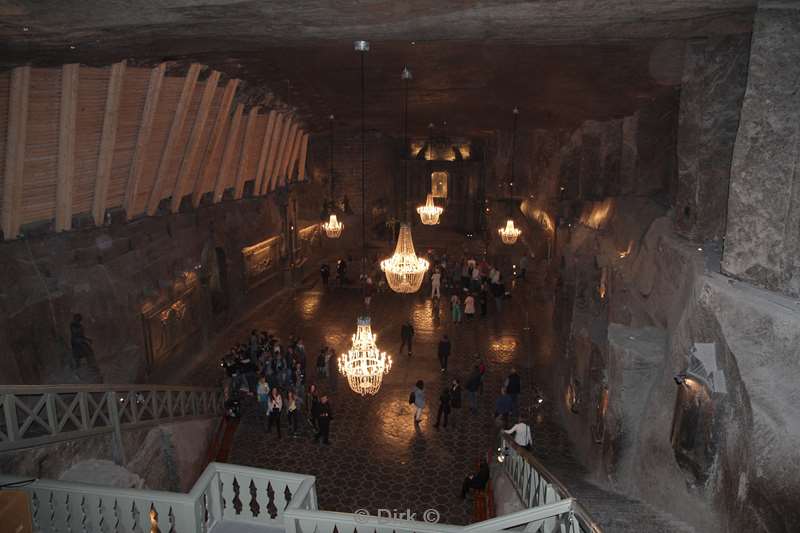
[233,106,260,200]
[1,66,30,240]
[91,61,126,226]
[124,63,165,218]
[192,78,239,207]
[277,120,299,188]
[263,113,285,194]
[253,110,277,196]
[146,63,201,216]
[285,127,304,184]
[296,133,310,182]
[55,63,79,232]
[213,103,244,203]
[171,70,220,212]
[269,116,293,192]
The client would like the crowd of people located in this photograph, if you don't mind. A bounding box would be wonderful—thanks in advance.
[221,331,336,443]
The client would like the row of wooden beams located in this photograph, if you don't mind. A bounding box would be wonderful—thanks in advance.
[297,133,309,181]
[253,110,277,196]
[91,61,126,226]
[125,63,165,219]
[234,105,260,200]
[278,120,299,188]
[193,78,239,207]
[214,103,244,203]
[146,63,201,216]
[1,66,30,240]
[263,113,285,194]
[171,70,220,212]
[55,64,79,232]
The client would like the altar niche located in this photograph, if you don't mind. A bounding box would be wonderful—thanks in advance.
[670,376,717,484]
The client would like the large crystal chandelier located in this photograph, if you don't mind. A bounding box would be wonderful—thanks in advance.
[417,193,443,225]
[381,224,429,293]
[499,107,522,246]
[499,219,522,244]
[339,316,392,396]
[323,214,343,238]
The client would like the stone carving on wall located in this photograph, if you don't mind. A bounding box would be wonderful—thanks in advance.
[141,279,202,372]
[242,235,282,291]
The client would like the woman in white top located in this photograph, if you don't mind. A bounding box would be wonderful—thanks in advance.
[504,419,533,450]
[266,388,283,438]
[464,294,476,319]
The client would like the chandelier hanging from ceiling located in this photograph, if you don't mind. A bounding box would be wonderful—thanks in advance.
[382,66,429,293]
[323,114,343,239]
[417,193,443,225]
[381,223,429,293]
[339,316,393,396]
[498,107,522,245]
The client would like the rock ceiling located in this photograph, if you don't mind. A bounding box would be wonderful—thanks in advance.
[0,0,756,135]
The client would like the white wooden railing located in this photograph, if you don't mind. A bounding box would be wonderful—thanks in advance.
[0,384,223,462]
[499,433,602,533]
[0,462,316,532]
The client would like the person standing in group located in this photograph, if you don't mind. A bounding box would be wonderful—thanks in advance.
[471,263,481,292]
[257,376,270,417]
[466,366,481,414]
[460,459,490,499]
[437,334,451,372]
[313,396,333,444]
[433,386,451,429]
[464,293,476,320]
[431,268,442,299]
[505,368,522,418]
[320,262,330,288]
[450,293,462,323]
[400,320,415,357]
[316,348,327,379]
[307,384,321,430]
[412,380,425,426]
[266,387,283,438]
[286,390,301,436]
[449,379,462,428]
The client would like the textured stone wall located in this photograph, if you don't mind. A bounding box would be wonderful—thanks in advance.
[674,34,750,242]
[722,4,800,296]
[0,192,313,384]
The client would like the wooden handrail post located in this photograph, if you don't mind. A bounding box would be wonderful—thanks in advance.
[3,394,18,442]
[107,391,126,465]
[78,391,89,431]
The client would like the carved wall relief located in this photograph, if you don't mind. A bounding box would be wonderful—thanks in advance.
[242,235,283,291]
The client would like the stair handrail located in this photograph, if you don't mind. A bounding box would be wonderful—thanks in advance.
[0,383,224,458]
[499,432,602,533]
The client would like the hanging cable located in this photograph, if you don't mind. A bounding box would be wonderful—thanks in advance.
[329,114,335,201]
[360,48,367,257]
[402,66,411,223]
[510,107,518,216]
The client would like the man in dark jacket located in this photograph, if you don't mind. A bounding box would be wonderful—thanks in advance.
[495,387,513,429]
[461,458,490,498]
[505,368,522,418]
[313,395,333,444]
[466,366,481,414]
[400,321,415,357]
[437,335,451,372]
[433,386,451,429]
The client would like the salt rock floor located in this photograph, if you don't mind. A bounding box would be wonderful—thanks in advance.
[192,276,578,526]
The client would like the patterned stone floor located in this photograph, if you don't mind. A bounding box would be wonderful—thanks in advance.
[187,265,579,526]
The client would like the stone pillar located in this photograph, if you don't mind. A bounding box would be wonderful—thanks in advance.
[722,4,800,296]
[674,35,750,242]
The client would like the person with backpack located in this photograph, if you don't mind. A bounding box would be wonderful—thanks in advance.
[411,380,425,425]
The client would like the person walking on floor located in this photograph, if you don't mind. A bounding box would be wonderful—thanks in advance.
[450,293,462,323]
[400,320,415,357]
[266,387,283,438]
[504,416,533,450]
[286,390,301,436]
[505,368,522,418]
[466,366,481,414]
[433,386,451,429]
[431,268,442,299]
[449,379,462,427]
[464,293,476,320]
[313,396,333,444]
[307,384,321,430]
[320,263,330,288]
[495,387,513,430]
[437,334,451,372]
[412,380,425,425]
